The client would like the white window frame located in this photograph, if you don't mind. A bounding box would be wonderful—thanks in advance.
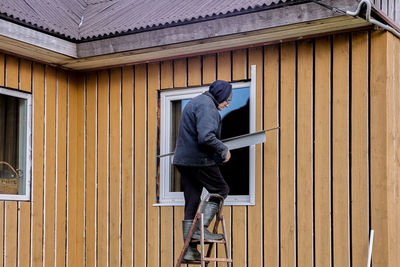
[0,87,32,201]
[158,65,257,206]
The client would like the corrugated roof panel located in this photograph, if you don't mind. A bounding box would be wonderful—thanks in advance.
[0,0,294,40]
[0,0,85,38]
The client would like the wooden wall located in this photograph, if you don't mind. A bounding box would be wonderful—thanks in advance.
[372,0,400,26]
[0,29,399,267]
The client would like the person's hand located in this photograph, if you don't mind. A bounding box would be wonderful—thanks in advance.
[223,150,231,163]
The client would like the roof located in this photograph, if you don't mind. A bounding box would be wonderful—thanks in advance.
[0,0,293,40]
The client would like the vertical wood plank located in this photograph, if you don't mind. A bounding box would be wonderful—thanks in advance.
[67,72,78,267]
[76,74,86,266]
[297,40,313,267]
[6,56,18,89]
[351,31,369,267]
[20,59,32,92]
[68,72,85,267]
[19,201,30,267]
[85,72,97,267]
[97,70,109,267]
[134,64,147,267]
[19,57,32,267]
[263,44,279,267]
[161,60,173,89]
[332,34,350,267]
[314,37,331,267]
[32,63,45,267]
[160,206,173,267]
[232,50,246,81]
[147,63,159,267]
[121,66,133,267]
[44,67,56,267]
[174,59,187,88]
[5,202,17,267]
[217,52,231,82]
[202,55,216,85]
[173,207,184,264]
[110,68,121,267]
[386,33,399,267]
[217,207,231,265]
[394,37,400,267]
[388,0,394,22]
[188,56,201,86]
[0,54,4,87]
[370,30,389,267]
[386,34,399,266]
[56,70,68,267]
[247,47,263,267]
[280,42,296,267]
[231,49,247,267]
[382,0,388,16]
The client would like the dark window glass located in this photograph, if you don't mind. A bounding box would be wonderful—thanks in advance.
[0,94,27,195]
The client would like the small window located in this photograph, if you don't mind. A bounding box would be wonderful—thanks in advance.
[0,88,32,200]
[158,66,256,205]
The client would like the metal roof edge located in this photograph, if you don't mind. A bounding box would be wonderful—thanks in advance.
[76,0,311,42]
[0,0,377,70]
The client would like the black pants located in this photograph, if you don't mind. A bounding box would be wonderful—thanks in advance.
[177,165,229,220]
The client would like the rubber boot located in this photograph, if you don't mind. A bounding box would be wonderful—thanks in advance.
[182,220,201,261]
[192,201,223,240]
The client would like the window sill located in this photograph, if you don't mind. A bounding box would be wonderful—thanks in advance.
[154,197,255,207]
[0,194,30,201]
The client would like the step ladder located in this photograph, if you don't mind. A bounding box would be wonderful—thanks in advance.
[176,194,232,267]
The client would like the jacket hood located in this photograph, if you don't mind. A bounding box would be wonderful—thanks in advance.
[209,80,232,104]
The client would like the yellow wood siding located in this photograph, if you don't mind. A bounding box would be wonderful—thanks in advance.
[297,39,313,267]
[0,29,399,267]
[351,31,369,267]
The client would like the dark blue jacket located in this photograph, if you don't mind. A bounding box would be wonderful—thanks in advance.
[173,92,228,166]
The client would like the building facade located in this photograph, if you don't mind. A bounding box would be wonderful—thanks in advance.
[0,1,399,266]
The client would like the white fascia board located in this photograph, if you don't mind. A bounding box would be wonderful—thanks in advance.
[0,19,77,58]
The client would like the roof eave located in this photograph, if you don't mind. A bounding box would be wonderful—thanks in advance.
[0,0,373,70]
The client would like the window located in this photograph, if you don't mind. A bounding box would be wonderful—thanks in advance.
[158,66,256,205]
[0,88,32,200]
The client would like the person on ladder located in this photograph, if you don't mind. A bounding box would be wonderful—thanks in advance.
[173,80,232,261]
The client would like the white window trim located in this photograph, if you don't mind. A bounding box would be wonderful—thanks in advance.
[0,87,32,201]
[157,65,257,206]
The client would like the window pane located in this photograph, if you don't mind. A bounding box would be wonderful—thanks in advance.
[169,88,250,195]
[0,94,27,195]
[220,87,250,195]
[170,99,190,192]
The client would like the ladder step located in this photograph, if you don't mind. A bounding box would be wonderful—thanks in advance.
[181,258,233,264]
[190,239,226,244]
[203,257,233,263]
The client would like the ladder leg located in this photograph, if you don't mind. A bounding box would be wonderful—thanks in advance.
[205,213,221,258]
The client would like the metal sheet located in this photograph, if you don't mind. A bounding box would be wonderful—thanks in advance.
[157,127,278,158]
[223,130,266,150]
[0,0,292,39]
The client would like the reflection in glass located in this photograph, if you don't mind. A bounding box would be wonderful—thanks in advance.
[0,94,27,195]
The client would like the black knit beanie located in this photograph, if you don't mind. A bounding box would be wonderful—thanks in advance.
[208,80,232,104]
